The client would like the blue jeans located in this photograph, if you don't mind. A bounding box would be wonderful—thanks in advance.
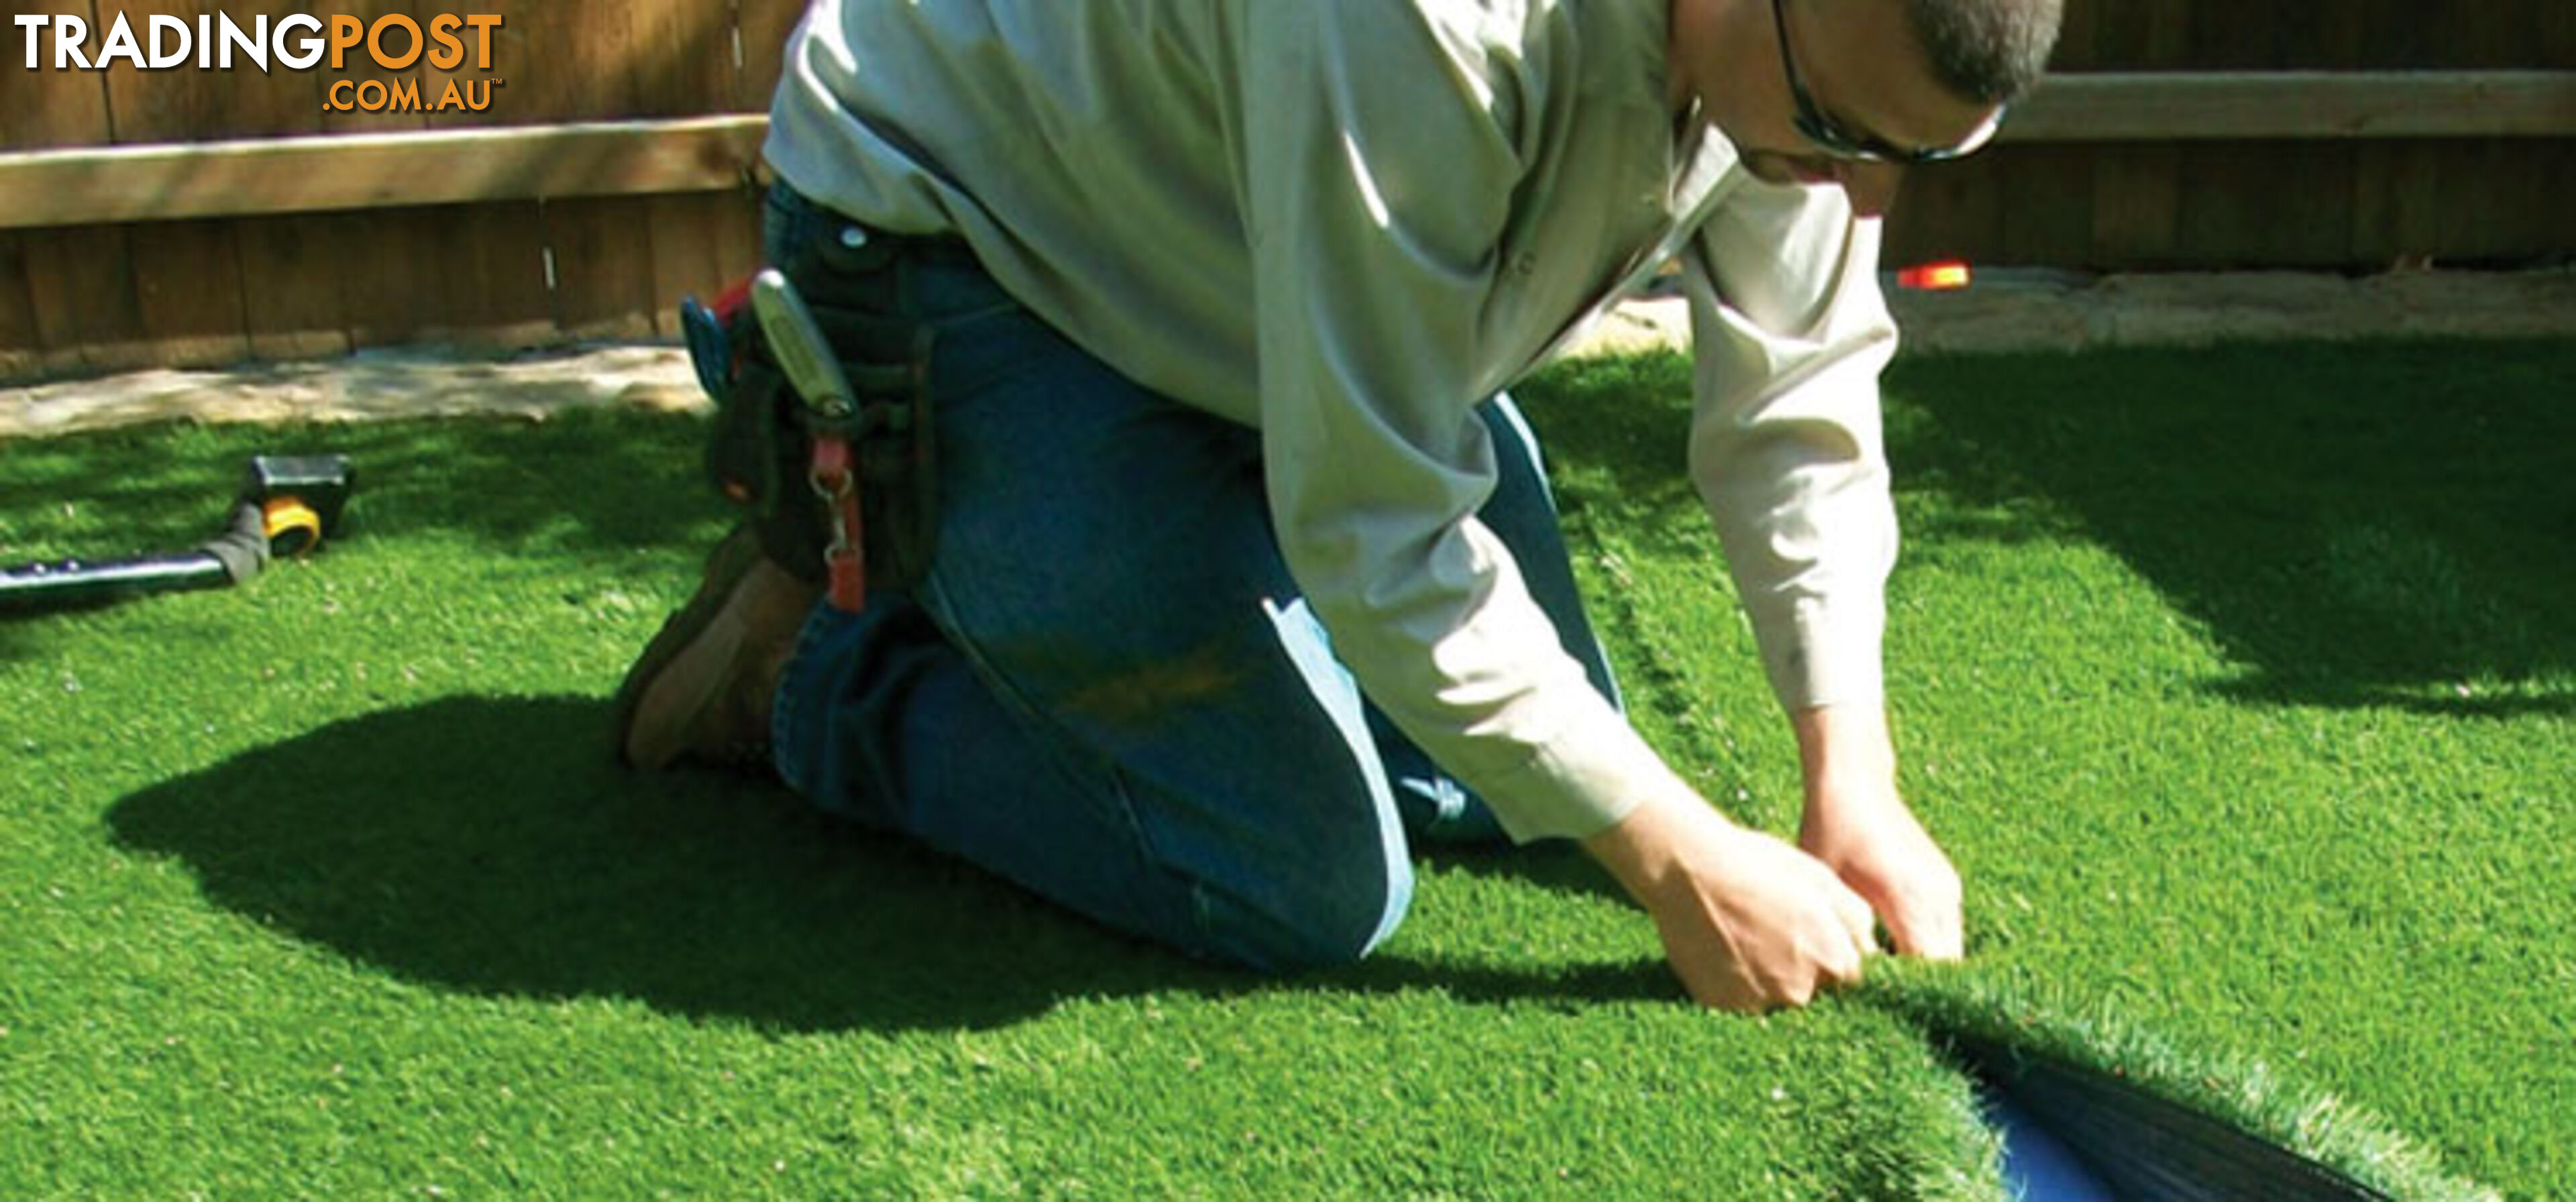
[762,186,1622,971]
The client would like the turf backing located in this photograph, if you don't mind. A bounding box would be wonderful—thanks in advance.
[3,339,2565,1198]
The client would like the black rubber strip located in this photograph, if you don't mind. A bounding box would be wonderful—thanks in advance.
[1948,1032,2392,1202]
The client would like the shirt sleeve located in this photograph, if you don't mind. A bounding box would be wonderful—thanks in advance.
[1234,6,1706,842]
[1680,176,1902,712]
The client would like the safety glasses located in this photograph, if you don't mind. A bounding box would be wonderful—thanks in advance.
[1771,0,2006,164]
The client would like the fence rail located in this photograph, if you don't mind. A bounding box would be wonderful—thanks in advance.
[2003,71,2576,141]
[5,72,2567,233]
[0,117,769,229]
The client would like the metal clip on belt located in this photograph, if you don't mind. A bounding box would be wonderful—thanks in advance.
[750,268,869,613]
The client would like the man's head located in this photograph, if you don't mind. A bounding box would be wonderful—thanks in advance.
[1901,0,2061,107]
[1669,0,2063,216]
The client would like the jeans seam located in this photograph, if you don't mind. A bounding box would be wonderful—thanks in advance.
[767,604,845,793]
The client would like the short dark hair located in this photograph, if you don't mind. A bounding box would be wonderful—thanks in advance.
[1904,0,2063,105]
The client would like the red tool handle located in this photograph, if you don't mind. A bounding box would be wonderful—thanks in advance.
[809,437,867,612]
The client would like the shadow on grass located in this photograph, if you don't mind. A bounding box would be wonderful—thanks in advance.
[107,694,1675,1034]
[1521,342,2576,718]
[0,622,38,665]
[0,408,729,567]
[1886,341,2576,716]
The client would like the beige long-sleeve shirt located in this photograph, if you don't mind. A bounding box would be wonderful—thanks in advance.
[765,0,1900,842]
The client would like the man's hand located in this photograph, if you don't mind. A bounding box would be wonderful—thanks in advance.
[1794,705,1964,960]
[1585,789,1878,1012]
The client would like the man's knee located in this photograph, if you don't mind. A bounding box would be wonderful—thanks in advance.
[1203,853,1416,973]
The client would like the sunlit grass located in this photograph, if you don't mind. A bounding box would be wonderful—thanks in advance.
[5,338,2564,1197]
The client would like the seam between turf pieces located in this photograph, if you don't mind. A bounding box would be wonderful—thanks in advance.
[1863,969,2504,1202]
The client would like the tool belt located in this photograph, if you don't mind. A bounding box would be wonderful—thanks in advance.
[682,266,939,610]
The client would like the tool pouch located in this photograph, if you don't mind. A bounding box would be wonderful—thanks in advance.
[684,288,939,595]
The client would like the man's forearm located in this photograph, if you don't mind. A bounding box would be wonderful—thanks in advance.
[1790,700,1965,960]
[1792,702,1898,808]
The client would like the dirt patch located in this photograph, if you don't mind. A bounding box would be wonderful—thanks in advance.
[0,346,707,441]
[5,268,2569,441]
[1564,266,2576,358]
[1887,266,2576,355]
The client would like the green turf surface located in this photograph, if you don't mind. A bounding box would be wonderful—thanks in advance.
[3,339,2565,1198]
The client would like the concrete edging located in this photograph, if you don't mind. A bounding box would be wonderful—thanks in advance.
[5,269,2571,441]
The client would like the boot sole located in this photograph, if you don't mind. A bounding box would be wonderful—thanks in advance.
[608,526,767,768]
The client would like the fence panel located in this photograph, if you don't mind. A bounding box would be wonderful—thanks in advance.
[1,1,2571,382]
[1882,0,2576,271]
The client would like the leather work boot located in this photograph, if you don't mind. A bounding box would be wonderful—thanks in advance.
[612,527,824,771]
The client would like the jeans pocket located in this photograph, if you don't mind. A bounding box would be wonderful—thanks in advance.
[763,185,890,304]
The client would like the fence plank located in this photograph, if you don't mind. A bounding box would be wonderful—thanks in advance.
[96,1,278,370]
[714,0,779,305]
[541,0,744,342]
[0,233,40,381]
[2186,0,2293,70]
[262,0,416,367]
[413,1,505,130]
[248,0,422,366]
[2463,4,2534,70]
[543,0,737,342]
[2312,0,2371,71]
[1,13,114,151]
[2349,141,2445,266]
[2088,0,2194,70]
[23,225,150,376]
[96,0,322,144]
[737,0,806,111]
[456,2,614,345]
[431,200,555,349]
[1993,146,2096,266]
[319,209,431,351]
[2436,139,2572,263]
[2177,142,2357,268]
[1885,155,2003,268]
[2088,146,2183,267]
[2046,0,2101,72]
[643,195,725,341]
[125,218,253,370]
[231,215,354,363]
[545,195,659,341]
[19,5,141,373]
[625,0,745,117]
[0,198,44,384]
[325,0,433,136]
[3,7,119,376]
[642,190,763,340]
[445,0,635,127]
[2429,142,2510,260]
[341,3,480,364]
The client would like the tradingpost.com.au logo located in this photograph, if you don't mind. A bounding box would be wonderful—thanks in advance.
[13,10,506,114]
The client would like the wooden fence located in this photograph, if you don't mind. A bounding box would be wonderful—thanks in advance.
[0,1,804,382]
[2,1,2573,384]
[1884,0,2576,269]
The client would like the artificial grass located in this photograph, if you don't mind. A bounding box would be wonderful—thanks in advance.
[2,339,2566,1198]
[1533,341,2569,1199]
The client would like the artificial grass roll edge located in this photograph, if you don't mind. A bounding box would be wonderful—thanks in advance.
[1864,967,2504,1202]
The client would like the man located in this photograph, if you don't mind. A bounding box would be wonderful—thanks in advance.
[617,0,2061,1012]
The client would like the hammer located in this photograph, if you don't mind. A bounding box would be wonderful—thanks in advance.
[0,454,356,616]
